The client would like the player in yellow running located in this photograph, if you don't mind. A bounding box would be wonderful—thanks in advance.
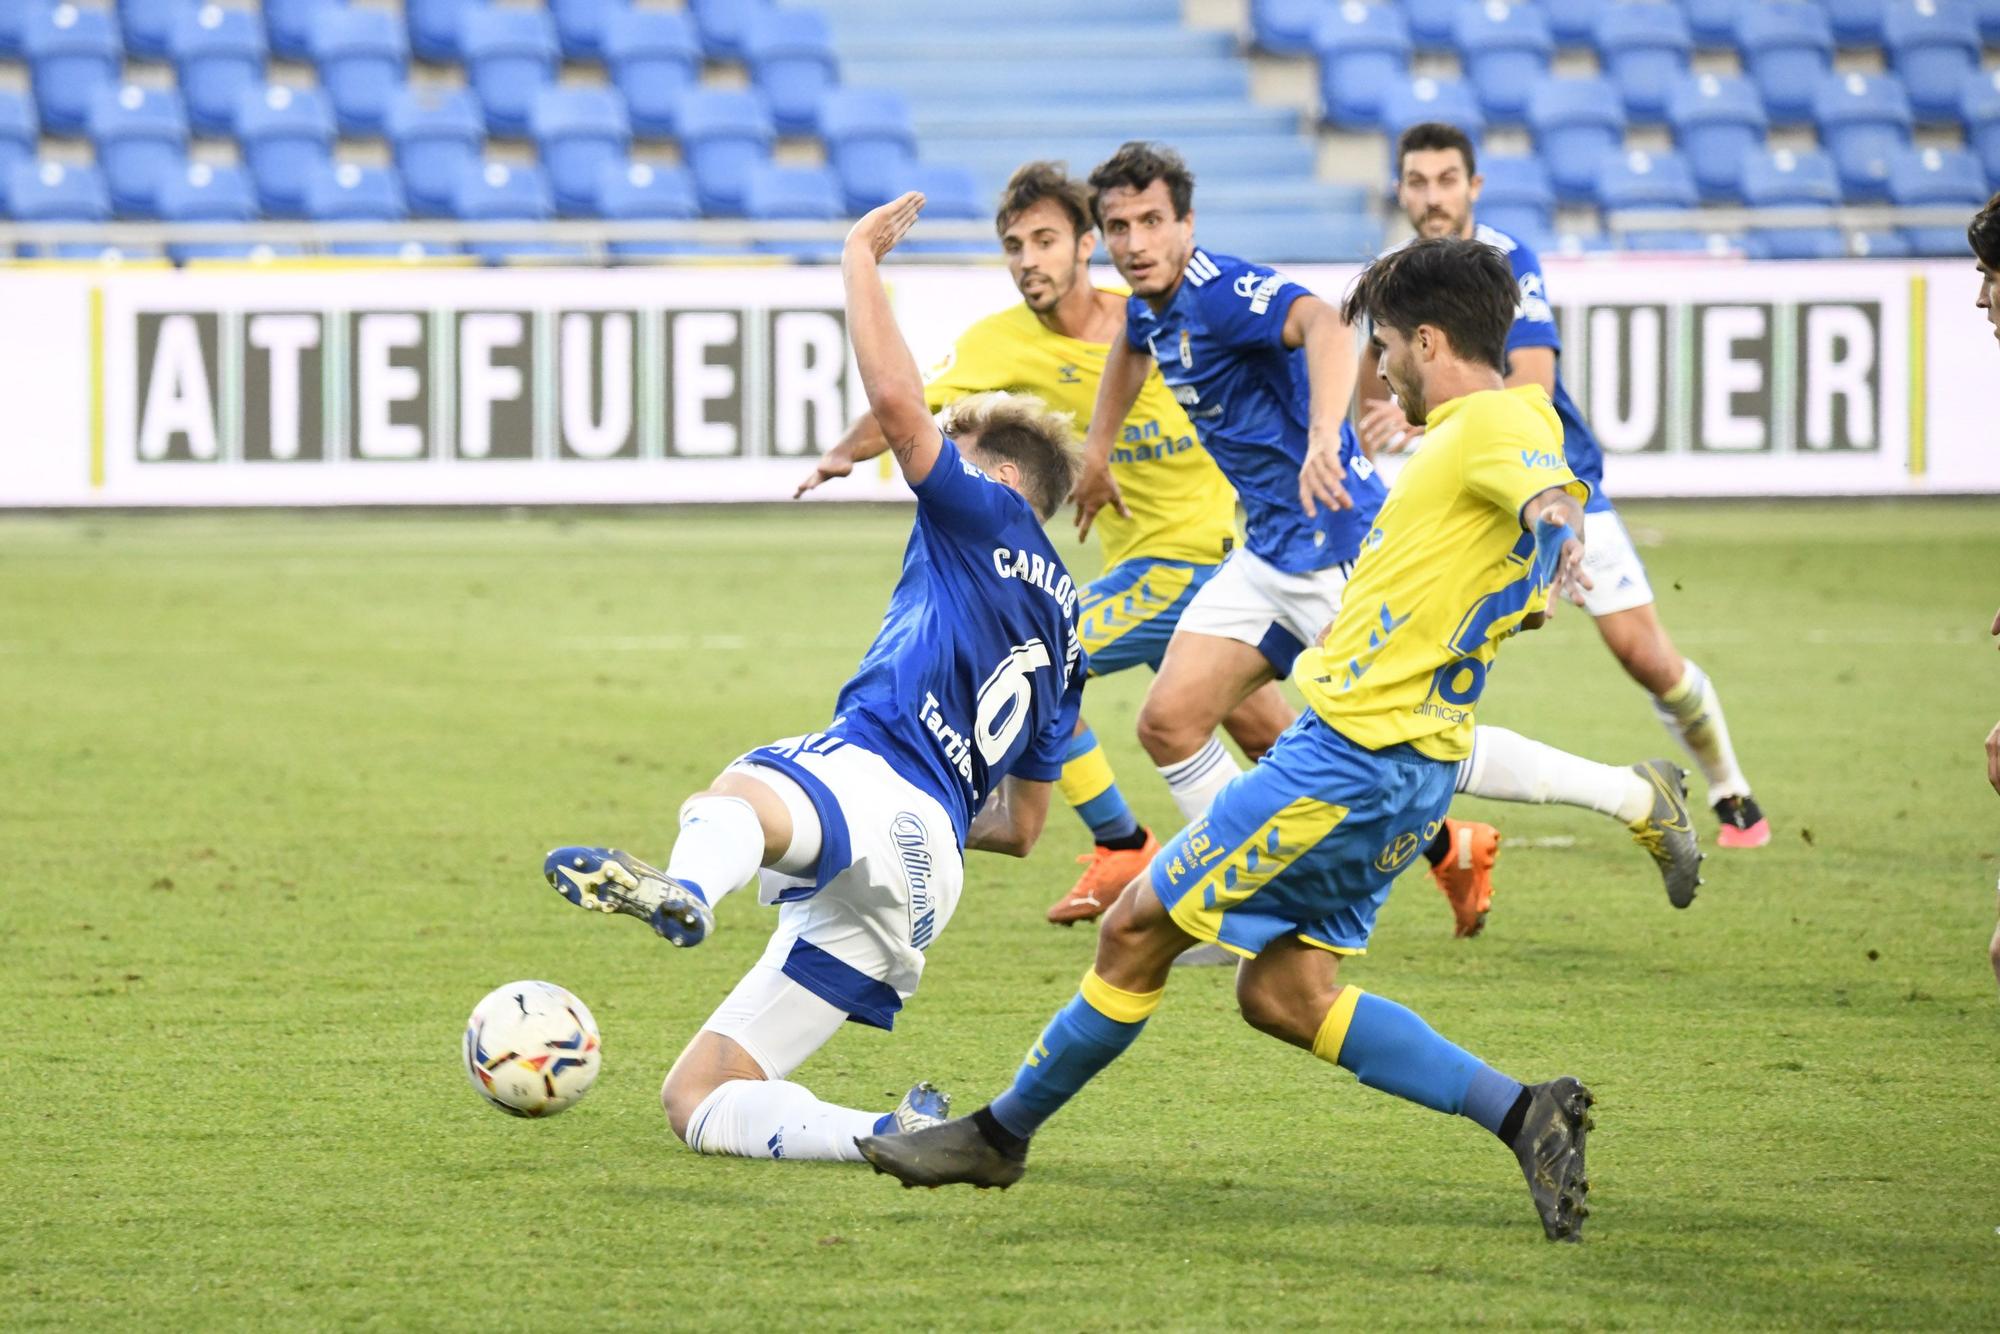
[857,238,1606,1242]
[798,162,1305,925]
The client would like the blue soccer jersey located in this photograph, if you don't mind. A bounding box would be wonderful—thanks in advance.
[1124,249,1385,575]
[828,433,1086,845]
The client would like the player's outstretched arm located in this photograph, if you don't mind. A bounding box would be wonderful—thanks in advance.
[1520,484,1593,621]
[842,192,940,488]
[1073,336,1147,540]
[966,777,1053,858]
[1284,294,1355,516]
[793,411,888,498]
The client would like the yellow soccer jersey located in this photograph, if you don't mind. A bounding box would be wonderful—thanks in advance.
[1294,384,1587,761]
[923,296,1237,572]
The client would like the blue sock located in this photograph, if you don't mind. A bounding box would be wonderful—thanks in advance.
[988,981,1156,1140]
[1059,727,1141,845]
[1332,993,1524,1137]
[871,1112,895,1135]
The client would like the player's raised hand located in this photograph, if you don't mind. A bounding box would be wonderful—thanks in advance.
[1549,532,1593,612]
[845,191,925,263]
[1358,398,1422,456]
[793,443,855,498]
[1298,424,1352,517]
[1072,460,1129,541]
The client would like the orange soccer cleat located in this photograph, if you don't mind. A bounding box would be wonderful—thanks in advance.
[1047,831,1159,925]
[1429,818,1501,938]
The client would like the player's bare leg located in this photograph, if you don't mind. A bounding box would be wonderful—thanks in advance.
[1220,681,1294,762]
[1595,603,1767,847]
[1137,631,1274,820]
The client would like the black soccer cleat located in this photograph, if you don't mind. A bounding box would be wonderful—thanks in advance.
[1712,794,1771,849]
[855,1115,1026,1190]
[1510,1076,1595,1243]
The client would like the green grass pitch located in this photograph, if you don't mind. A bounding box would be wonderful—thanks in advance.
[6,501,1998,1330]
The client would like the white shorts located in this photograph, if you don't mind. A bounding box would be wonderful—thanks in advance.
[1580,509,1655,617]
[1174,547,1353,675]
[700,962,852,1079]
[705,733,963,1034]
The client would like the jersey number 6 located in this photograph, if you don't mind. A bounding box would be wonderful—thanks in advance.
[974,639,1053,765]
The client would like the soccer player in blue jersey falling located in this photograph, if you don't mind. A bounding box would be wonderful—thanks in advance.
[1360,123,1770,860]
[542,192,1088,1162]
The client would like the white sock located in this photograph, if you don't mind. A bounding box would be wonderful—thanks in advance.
[1459,726,1653,825]
[683,1079,888,1162]
[1158,737,1242,822]
[1650,660,1750,802]
[664,795,764,908]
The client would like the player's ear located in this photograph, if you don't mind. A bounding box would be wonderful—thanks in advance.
[1076,228,1097,262]
[1467,173,1483,206]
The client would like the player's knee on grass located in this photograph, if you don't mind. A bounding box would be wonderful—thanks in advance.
[660,1032,767,1144]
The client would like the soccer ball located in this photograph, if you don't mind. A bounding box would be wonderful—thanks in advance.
[462,980,602,1118]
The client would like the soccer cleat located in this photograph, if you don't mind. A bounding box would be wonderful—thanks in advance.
[1047,831,1158,925]
[1625,760,1704,909]
[892,1081,951,1133]
[1171,942,1236,967]
[855,1115,1026,1190]
[1712,794,1770,849]
[1509,1076,1595,1243]
[544,846,715,947]
[1429,818,1501,938]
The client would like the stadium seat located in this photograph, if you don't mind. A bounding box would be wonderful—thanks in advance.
[406,0,475,62]
[888,162,986,255]
[156,160,268,261]
[263,0,332,59]
[173,5,267,138]
[1824,0,1888,45]
[0,0,35,56]
[1888,145,1989,254]
[120,0,196,58]
[1813,72,1913,202]
[1543,0,1596,47]
[1743,229,1847,259]
[24,3,121,137]
[1737,2,1834,126]
[1741,148,1845,258]
[236,84,336,219]
[596,160,698,257]
[1453,1,1551,125]
[1594,3,1692,123]
[745,163,843,257]
[551,0,624,59]
[689,0,767,61]
[1598,147,1701,246]
[1379,77,1485,181]
[531,87,631,218]
[819,87,915,212]
[1667,74,1769,202]
[312,6,408,137]
[1682,0,1738,46]
[1200,211,1383,262]
[1977,0,2000,40]
[744,8,838,137]
[452,161,570,263]
[604,9,702,138]
[1476,154,1554,244]
[1250,0,1320,54]
[0,92,35,205]
[1526,77,1623,205]
[1882,0,1980,123]
[1402,0,1457,50]
[1312,2,1411,131]
[386,89,483,218]
[305,162,446,256]
[9,159,111,220]
[1964,69,2000,188]
[462,6,558,138]
[679,90,775,217]
[1850,229,1912,256]
[89,85,190,219]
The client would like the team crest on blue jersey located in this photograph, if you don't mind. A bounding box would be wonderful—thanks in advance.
[1177,328,1192,368]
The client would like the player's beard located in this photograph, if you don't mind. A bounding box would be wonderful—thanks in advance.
[1386,354,1426,423]
[1411,207,1464,239]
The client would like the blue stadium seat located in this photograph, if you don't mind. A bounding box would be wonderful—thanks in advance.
[745,9,837,137]
[819,87,915,212]
[453,161,572,263]
[1882,0,1980,123]
[306,162,446,256]
[173,5,267,138]
[89,85,190,218]
[9,159,111,220]
[551,0,624,60]
[406,0,475,62]
[1251,0,1320,55]
[0,92,35,202]
[1965,69,2000,188]
[1824,0,1887,44]
[156,161,268,261]
[1379,77,1485,181]
[1199,211,1383,262]
[1620,228,1739,255]
[462,6,558,138]
[745,163,842,257]
[24,3,121,136]
[386,89,483,218]
[1667,74,1768,202]
[1598,148,1700,246]
[1744,229,1846,259]
[1476,154,1554,244]
[1741,148,1845,258]
[1544,0,1596,46]
[1313,2,1411,131]
[679,89,775,217]
[119,0,196,58]
[1813,72,1913,202]
[264,0,333,59]
[1850,229,1912,256]
[1682,0,1738,46]
[891,162,986,255]
[1888,145,1989,254]
[1737,3,1834,126]
[596,160,698,257]
[312,6,408,137]
[0,0,36,56]
[689,0,766,61]
[1526,77,1623,205]
[1453,1,1551,125]
[604,9,701,138]
[236,84,335,218]
[1403,0,1458,50]
[1594,3,1692,123]
[532,87,631,218]
[1977,0,2000,40]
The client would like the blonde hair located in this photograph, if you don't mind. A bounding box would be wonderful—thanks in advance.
[936,390,1083,520]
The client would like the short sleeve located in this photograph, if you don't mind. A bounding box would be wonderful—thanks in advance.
[923,323,1004,410]
[1012,662,1085,782]
[910,432,1025,539]
[1459,405,1587,524]
[1504,241,1561,355]
[1123,294,1152,352]
[1200,259,1308,352]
